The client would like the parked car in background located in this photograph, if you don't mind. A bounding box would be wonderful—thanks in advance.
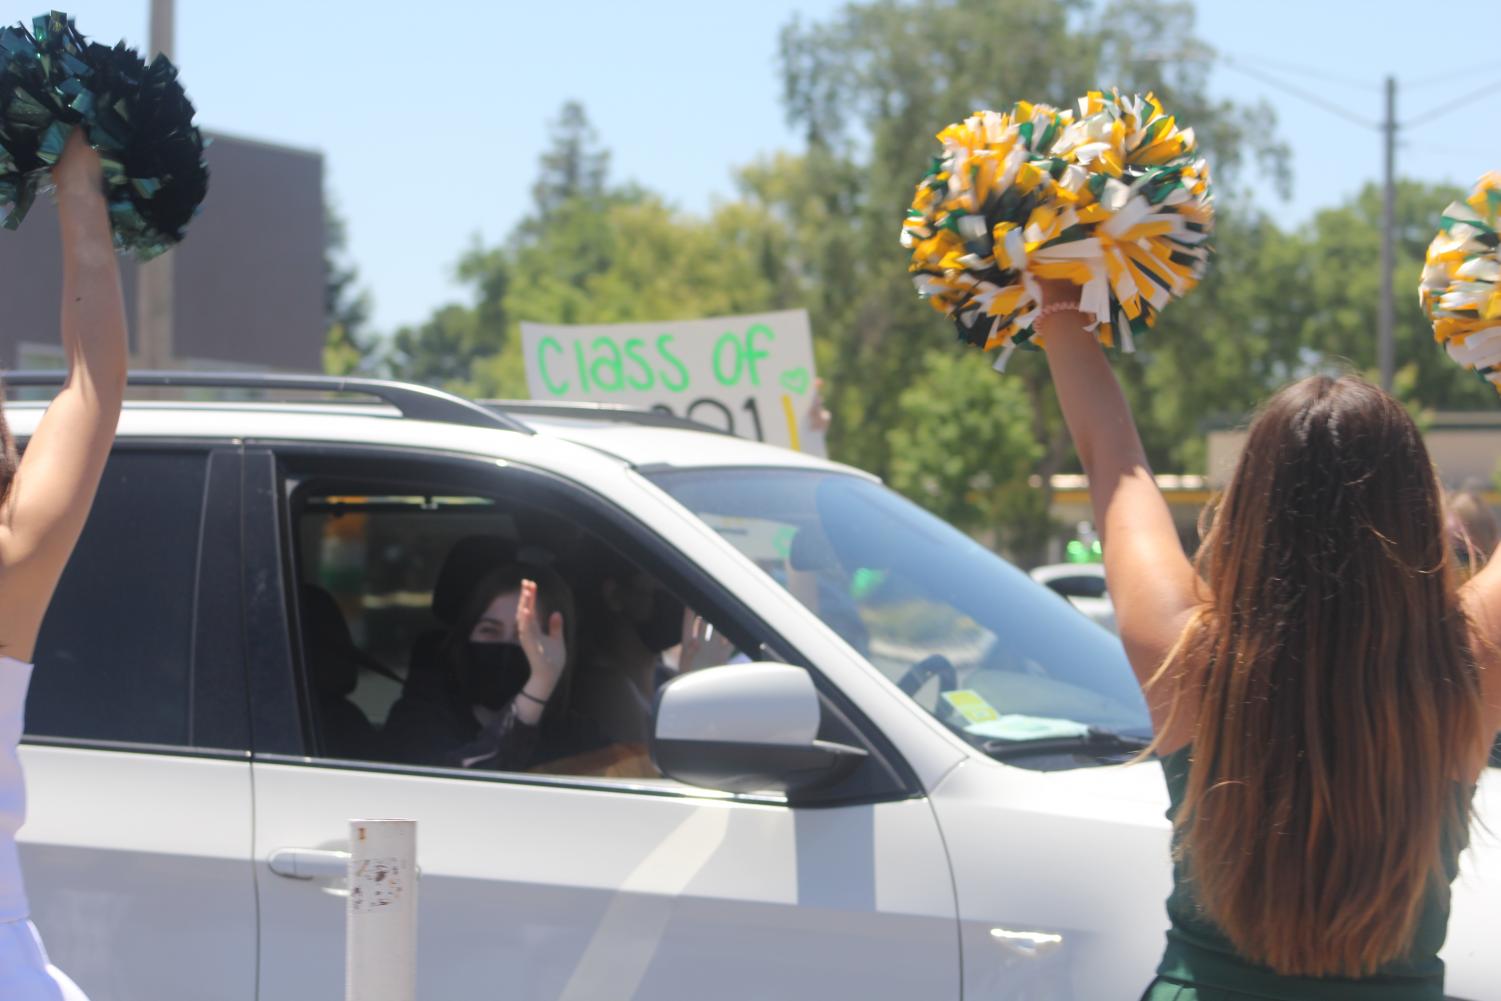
[1030,562,1117,633]
[11,374,1498,1001]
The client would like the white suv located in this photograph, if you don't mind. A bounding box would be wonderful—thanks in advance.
[11,374,1500,1001]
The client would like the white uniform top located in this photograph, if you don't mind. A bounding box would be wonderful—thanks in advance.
[0,655,33,923]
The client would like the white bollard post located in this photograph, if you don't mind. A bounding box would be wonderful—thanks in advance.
[346,819,418,1001]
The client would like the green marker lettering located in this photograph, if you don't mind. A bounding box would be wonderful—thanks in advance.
[623,337,655,390]
[538,336,569,395]
[657,334,690,392]
[744,323,774,387]
[712,331,744,386]
[573,339,592,392]
[589,336,625,391]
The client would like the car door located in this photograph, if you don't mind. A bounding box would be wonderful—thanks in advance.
[20,445,257,1001]
[244,445,960,1001]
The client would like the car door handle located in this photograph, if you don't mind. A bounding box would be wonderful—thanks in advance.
[267,848,351,880]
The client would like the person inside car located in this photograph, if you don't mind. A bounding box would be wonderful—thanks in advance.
[529,546,741,779]
[569,547,737,747]
[383,562,585,770]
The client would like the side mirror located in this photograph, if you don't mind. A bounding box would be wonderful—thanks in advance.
[650,663,867,799]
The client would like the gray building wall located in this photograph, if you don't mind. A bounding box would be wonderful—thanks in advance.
[0,131,324,372]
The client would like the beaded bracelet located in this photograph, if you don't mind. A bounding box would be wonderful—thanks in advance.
[1035,300,1085,327]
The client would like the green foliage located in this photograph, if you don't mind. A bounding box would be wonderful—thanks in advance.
[770,0,1289,488]
[1116,205,1309,470]
[322,201,374,376]
[385,304,491,389]
[1295,180,1483,409]
[886,349,1048,555]
[528,100,611,229]
[351,0,1483,557]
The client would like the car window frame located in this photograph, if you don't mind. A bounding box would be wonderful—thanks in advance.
[18,438,251,760]
[243,441,919,805]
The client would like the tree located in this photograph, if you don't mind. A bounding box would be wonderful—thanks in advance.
[527,100,611,229]
[1114,206,1310,471]
[386,101,626,393]
[773,0,1290,529]
[459,190,802,398]
[1293,180,1483,411]
[385,304,488,388]
[886,348,1047,557]
[322,201,375,375]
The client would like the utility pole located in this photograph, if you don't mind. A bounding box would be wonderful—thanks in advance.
[136,0,175,370]
[1378,75,1397,393]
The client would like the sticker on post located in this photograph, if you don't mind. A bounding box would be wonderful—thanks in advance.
[349,856,406,912]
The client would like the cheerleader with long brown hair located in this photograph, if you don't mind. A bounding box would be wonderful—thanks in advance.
[1035,279,1501,1000]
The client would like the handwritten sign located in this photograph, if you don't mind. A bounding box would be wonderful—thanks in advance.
[521,309,825,455]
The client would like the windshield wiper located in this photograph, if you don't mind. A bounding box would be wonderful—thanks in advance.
[982,727,1152,761]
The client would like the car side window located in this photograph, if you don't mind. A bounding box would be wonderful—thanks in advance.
[26,450,212,747]
[286,470,751,782]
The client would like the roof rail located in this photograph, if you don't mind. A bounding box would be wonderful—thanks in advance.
[3,371,532,434]
[481,399,732,436]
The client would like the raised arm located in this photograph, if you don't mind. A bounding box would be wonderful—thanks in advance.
[1035,284,1199,704]
[0,130,126,661]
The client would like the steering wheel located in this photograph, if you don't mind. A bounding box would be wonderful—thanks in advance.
[897,654,959,720]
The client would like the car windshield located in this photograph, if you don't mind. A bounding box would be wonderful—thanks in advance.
[648,467,1151,757]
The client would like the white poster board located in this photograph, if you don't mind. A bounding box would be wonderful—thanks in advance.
[521,309,825,455]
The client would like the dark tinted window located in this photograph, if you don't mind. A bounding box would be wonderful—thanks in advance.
[26,451,207,746]
[285,476,746,779]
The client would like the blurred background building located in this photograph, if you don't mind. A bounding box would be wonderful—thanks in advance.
[0,131,324,373]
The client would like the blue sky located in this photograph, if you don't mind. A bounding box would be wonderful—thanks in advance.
[32,1,1501,335]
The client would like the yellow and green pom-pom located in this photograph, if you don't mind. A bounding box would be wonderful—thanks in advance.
[901,90,1214,368]
[900,102,1073,357]
[1421,172,1501,393]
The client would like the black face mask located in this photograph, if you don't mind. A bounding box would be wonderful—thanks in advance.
[463,642,531,710]
[632,589,685,654]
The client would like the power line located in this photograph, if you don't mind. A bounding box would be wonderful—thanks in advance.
[1218,55,1379,130]
[1404,77,1501,130]
[1402,143,1501,161]
[1405,59,1501,90]
[1222,50,1376,92]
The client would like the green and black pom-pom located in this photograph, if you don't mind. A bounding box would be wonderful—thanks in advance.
[0,10,207,259]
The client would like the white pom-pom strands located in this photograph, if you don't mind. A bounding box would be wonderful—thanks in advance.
[1422,173,1501,393]
[902,90,1213,369]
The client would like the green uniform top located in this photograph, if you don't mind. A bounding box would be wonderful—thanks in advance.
[1153,745,1469,1001]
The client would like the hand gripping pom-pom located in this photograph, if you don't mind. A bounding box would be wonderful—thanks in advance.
[0,10,208,258]
[1421,173,1501,394]
[902,90,1213,369]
